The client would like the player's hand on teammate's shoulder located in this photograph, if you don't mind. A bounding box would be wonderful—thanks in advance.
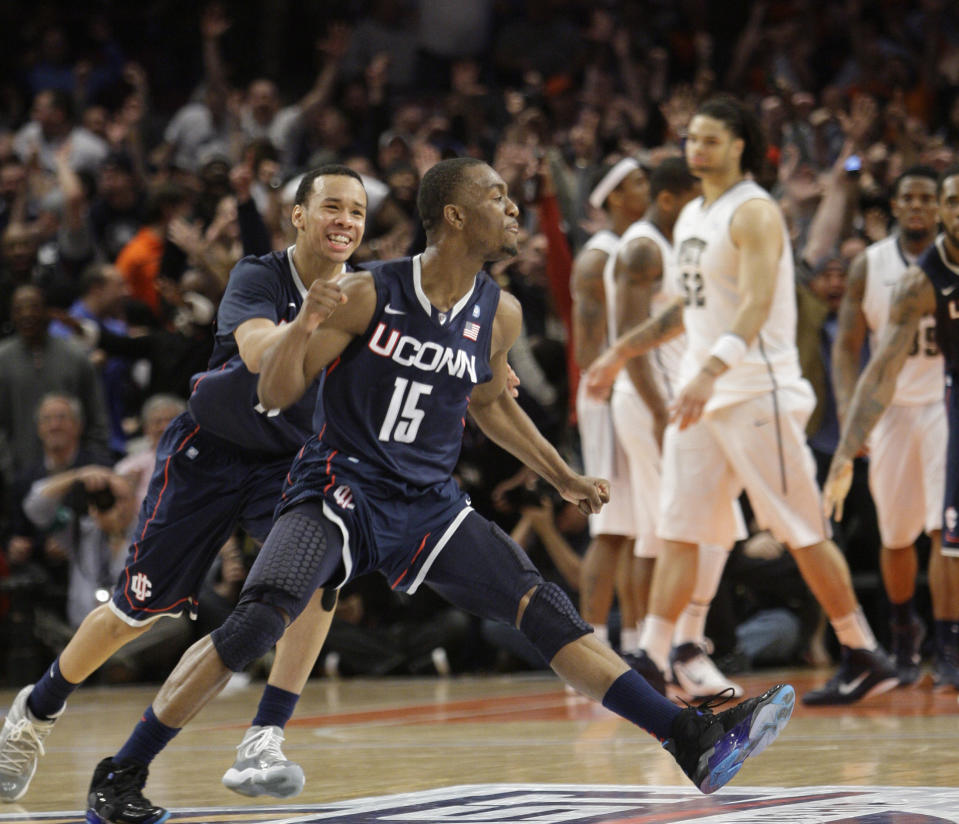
[822,455,854,521]
[296,279,348,334]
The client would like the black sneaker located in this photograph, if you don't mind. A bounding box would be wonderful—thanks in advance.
[663,684,795,794]
[802,646,898,705]
[86,757,169,824]
[622,651,666,695]
[932,644,959,690]
[890,616,925,686]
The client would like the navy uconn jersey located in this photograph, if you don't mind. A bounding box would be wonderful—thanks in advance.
[320,255,499,488]
[188,248,324,455]
[919,236,959,371]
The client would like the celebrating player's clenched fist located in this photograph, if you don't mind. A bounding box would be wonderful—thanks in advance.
[296,279,347,334]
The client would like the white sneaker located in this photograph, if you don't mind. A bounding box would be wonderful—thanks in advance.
[222,725,305,798]
[670,643,744,700]
[0,685,63,801]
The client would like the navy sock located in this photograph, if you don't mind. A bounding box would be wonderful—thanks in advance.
[252,684,299,729]
[601,670,681,741]
[28,658,80,720]
[115,706,180,768]
[889,598,916,626]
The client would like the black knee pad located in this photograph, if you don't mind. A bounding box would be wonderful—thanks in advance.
[245,503,335,604]
[211,597,287,672]
[519,581,592,663]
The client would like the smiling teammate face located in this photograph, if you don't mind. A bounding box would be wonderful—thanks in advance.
[292,174,368,263]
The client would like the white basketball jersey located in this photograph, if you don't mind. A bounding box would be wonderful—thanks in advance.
[861,235,943,406]
[609,219,684,400]
[673,180,806,410]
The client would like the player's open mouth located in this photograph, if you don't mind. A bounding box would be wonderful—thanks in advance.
[327,233,352,250]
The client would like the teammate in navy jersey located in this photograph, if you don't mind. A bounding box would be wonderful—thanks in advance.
[0,165,367,806]
[85,158,795,824]
[825,164,959,689]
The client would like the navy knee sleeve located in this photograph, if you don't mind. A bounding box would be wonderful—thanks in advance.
[245,503,336,604]
[519,582,592,663]
[211,598,287,672]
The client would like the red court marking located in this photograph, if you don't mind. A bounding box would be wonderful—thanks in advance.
[284,690,606,729]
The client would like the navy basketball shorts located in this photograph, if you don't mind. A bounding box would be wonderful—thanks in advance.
[943,375,959,557]
[272,439,545,624]
[110,411,294,625]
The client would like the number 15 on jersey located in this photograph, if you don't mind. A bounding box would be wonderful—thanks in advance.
[379,378,433,443]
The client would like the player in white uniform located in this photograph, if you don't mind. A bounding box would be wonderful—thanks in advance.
[586,95,896,705]
[610,157,743,699]
[832,167,947,685]
[571,158,649,652]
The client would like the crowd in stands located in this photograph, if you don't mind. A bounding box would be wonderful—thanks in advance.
[1,0,957,683]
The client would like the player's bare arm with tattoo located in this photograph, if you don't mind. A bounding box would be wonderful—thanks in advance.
[823,266,937,518]
[614,236,669,440]
[584,297,685,400]
[832,251,869,424]
[571,246,609,371]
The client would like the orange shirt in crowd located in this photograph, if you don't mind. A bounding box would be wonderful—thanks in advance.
[115,227,163,314]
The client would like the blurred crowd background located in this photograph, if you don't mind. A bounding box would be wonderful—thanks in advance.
[0,0,957,684]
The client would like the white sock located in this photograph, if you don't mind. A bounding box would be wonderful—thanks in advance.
[620,627,639,654]
[639,615,675,672]
[592,624,609,646]
[674,602,710,646]
[831,608,878,651]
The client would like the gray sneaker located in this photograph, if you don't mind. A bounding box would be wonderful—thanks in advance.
[0,685,63,802]
[222,725,305,798]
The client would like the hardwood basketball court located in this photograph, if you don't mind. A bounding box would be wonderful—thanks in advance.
[2,667,957,822]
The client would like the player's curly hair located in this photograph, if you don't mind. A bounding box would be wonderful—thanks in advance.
[417,157,485,236]
[696,96,766,176]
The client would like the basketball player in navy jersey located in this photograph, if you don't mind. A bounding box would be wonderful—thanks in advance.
[84,157,794,824]
[0,165,367,805]
[825,165,959,689]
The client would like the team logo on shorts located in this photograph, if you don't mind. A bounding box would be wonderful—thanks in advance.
[130,572,153,601]
[333,485,355,510]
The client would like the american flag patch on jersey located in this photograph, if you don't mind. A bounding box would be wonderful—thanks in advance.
[463,321,480,341]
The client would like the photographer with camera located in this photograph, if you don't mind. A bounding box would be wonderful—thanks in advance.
[22,465,135,630]
[20,463,192,680]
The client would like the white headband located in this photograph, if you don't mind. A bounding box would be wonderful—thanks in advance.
[588,157,641,210]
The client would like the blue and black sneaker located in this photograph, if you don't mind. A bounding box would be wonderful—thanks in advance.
[86,757,169,824]
[663,684,795,794]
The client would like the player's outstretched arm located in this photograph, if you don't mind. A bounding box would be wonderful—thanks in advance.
[258,272,375,409]
[584,296,684,400]
[824,266,935,518]
[469,293,609,514]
